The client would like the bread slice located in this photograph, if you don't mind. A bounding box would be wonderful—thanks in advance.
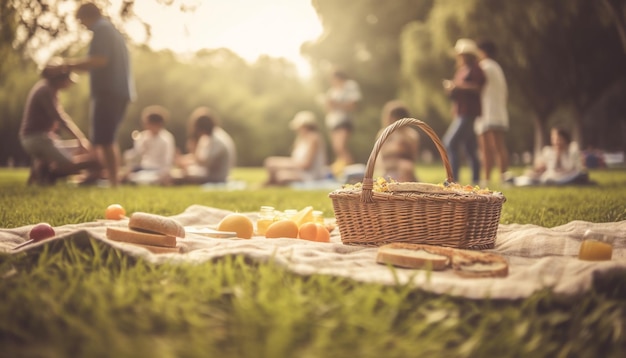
[128,212,185,238]
[451,251,509,278]
[106,227,177,248]
[131,243,182,254]
[376,243,453,270]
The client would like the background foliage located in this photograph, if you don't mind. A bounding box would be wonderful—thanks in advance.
[1,0,626,167]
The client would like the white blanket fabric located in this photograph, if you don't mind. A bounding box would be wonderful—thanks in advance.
[1,205,624,300]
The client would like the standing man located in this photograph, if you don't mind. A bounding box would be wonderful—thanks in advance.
[474,39,510,185]
[323,69,362,177]
[61,2,135,187]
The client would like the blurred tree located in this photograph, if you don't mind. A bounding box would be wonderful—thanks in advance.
[603,0,626,52]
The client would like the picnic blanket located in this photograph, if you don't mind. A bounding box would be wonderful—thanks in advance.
[1,205,625,300]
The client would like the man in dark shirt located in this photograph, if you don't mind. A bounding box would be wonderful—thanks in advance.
[55,2,135,187]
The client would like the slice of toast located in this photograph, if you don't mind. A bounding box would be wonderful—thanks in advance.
[376,243,453,270]
[106,227,177,248]
[131,243,182,254]
[451,250,509,278]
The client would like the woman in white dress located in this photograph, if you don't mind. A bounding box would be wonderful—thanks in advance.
[264,111,328,186]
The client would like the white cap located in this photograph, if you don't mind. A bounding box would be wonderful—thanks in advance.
[454,38,479,56]
[289,111,318,130]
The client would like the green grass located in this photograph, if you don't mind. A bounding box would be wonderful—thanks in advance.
[1,167,626,357]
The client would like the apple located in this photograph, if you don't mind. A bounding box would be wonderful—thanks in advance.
[29,223,56,242]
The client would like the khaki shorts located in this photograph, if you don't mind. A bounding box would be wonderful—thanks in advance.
[20,133,73,166]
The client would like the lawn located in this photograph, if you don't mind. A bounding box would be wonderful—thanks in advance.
[1,166,625,357]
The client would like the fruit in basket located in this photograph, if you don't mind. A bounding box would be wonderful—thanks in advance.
[265,220,299,239]
[218,213,254,239]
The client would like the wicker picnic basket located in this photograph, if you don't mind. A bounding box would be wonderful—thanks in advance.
[328,118,506,249]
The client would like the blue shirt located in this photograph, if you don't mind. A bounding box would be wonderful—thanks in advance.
[88,18,135,100]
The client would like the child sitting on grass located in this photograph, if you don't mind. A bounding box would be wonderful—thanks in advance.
[510,127,591,186]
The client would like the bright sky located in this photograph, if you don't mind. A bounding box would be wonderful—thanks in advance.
[128,0,324,76]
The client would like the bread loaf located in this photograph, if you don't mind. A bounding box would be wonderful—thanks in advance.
[128,212,185,238]
[106,227,177,248]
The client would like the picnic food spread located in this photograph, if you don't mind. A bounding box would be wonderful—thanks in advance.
[106,212,185,254]
[376,242,509,278]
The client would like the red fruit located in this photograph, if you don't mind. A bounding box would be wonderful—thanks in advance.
[29,223,55,242]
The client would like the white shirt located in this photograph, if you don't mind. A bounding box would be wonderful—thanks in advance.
[325,79,362,129]
[539,142,583,183]
[475,58,509,134]
[133,128,175,173]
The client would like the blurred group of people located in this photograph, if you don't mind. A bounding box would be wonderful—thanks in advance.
[20,2,236,187]
[442,37,590,187]
[19,2,590,189]
[120,105,236,186]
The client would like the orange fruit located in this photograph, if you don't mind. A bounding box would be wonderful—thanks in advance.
[217,213,254,239]
[298,222,318,241]
[105,204,126,220]
[265,220,299,239]
[315,223,330,242]
[298,222,330,242]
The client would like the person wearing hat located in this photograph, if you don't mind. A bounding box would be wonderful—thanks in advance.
[441,38,486,184]
[19,63,99,185]
[263,111,328,186]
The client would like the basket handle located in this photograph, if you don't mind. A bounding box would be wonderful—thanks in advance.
[361,117,454,202]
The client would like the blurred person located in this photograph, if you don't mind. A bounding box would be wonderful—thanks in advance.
[20,65,99,186]
[322,69,362,175]
[122,105,176,185]
[474,39,511,185]
[190,106,237,171]
[173,107,232,184]
[510,127,590,186]
[375,100,419,182]
[264,111,328,186]
[51,2,135,187]
[442,38,486,184]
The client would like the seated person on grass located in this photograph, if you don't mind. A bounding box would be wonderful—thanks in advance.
[19,64,99,186]
[172,107,231,184]
[510,127,590,186]
[264,111,328,186]
[122,105,176,185]
[375,100,419,182]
